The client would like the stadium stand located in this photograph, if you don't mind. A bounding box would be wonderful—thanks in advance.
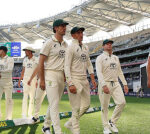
[12,64,22,77]
[89,28,150,92]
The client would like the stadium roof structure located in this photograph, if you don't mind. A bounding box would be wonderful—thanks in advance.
[0,0,150,43]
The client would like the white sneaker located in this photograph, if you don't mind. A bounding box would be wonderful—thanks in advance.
[103,127,112,134]
[64,121,73,131]
[31,117,40,124]
[108,120,118,133]
[42,126,51,134]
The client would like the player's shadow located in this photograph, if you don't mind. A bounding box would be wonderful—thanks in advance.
[28,124,39,134]
[10,125,28,134]
[0,124,39,134]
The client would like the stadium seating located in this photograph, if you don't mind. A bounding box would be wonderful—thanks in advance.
[88,28,150,92]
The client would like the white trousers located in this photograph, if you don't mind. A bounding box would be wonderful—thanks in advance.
[43,70,65,134]
[34,82,46,118]
[68,78,90,134]
[0,79,13,120]
[98,82,126,128]
[22,78,36,118]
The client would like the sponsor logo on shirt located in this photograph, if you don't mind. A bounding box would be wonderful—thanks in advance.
[110,63,117,69]
[59,50,65,58]
[80,53,87,62]
[27,63,32,68]
[0,65,4,71]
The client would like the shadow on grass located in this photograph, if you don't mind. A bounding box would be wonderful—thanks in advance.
[0,124,39,134]
[28,124,39,134]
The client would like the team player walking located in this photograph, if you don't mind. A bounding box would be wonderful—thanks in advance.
[39,19,69,134]
[64,27,97,134]
[18,47,38,118]
[96,39,128,134]
[0,19,129,134]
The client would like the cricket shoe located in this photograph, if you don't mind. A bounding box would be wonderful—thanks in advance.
[64,120,73,132]
[103,127,112,134]
[31,117,40,124]
[42,126,51,134]
[108,120,118,133]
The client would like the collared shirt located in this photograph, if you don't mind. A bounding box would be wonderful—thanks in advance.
[0,55,14,80]
[23,56,38,80]
[96,51,127,87]
[40,36,68,71]
[65,39,94,86]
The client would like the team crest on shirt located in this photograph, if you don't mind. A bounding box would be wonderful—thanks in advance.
[59,50,65,58]
[27,63,32,68]
[80,53,87,62]
[0,65,4,71]
[110,63,117,69]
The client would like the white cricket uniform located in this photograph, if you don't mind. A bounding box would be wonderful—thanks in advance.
[65,39,94,134]
[0,55,14,120]
[22,56,38,118]
[34,79,46,118]
[96,51,127,128]
[40,36,67,134]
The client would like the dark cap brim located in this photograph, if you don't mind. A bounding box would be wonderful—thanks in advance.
[62,22,69,25]
[103,40,114,46]
[78,27,85,32]
[71,27,85,34]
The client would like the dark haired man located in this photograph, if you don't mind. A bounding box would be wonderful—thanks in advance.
[0,46,14,120]
[39,19,69,134]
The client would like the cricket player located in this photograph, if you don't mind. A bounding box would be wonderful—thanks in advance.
[147,53,150,88]
[64,27,97,134]
[96,39,129,134]
[39,19,69,134]
[27,65,46,124]
[18,47,38,118]
[0,46,14,120]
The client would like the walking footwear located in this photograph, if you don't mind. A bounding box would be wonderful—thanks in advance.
[42,126,51,134]
[103,127,112,134]
[108,120,118,133]
[31,117,40,124]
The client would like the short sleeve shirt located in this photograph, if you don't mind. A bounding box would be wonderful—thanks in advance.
[40,36,68,71]
[23,56,38,79]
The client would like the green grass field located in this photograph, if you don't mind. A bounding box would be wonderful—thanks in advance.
[0,93,150,134]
